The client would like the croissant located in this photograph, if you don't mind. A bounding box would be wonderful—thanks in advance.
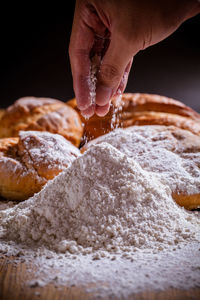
[67,93,200,144]
[0,97,83,147]
[0,131,80,201]
[0,109,5,120]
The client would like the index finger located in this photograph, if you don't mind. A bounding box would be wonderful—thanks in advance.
[69,3,94,111]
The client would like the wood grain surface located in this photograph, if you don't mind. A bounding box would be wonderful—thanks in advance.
[0,255,199,300]
[0,199,200,299]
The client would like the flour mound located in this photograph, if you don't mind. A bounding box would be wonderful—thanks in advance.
[0,142,199,254]
[87,126,200,196]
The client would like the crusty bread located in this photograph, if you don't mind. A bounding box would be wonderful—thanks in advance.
[67,93,200,143]
[82,125,200,210]
[0,97,83,147]
[172,193,200,211]
[0,131,80,201]
[0,109,5,120]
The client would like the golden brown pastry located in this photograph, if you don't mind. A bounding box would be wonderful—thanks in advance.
[67,93,200,143]
[0,109,5,120]
[82,125,200,210]
[0,131,81,201]
[0,97,83,147]
[172,194,200,211]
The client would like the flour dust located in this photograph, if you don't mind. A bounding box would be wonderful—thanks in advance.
[0,128,200,298]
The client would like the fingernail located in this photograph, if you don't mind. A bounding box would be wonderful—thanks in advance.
[78,102,91,111]
[76,93,91,111]
[81,104,95,119]
[95,102,110,117]
[95,84,112,106]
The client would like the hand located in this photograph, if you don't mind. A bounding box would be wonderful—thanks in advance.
[69,0,200,118]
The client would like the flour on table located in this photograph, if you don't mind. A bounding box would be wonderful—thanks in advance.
[0,128,200,298]
[1,142,199,252]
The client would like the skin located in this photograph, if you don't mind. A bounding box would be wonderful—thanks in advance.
[69,0,200,118]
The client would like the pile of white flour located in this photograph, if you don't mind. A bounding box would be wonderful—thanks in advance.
[86,125,200,196]
[0,128,200,298]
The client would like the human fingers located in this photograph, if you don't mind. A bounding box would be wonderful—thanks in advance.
[95,35,133,107]
[95,102,110,117]
[69,1,107,111]
[81,104,95,119]
[95,58,133,117]
[115,58,133,95]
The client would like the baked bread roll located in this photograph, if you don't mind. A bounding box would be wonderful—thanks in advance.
[0,97,83,147]
[67,93,200,143]
[0,109,5,120]
[0,131,81,201]
[82,125,200,210]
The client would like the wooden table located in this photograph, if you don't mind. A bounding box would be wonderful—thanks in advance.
[0,199,200,299]
[0,255,200,300]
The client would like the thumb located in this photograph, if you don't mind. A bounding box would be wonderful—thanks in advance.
[95,36,133,106]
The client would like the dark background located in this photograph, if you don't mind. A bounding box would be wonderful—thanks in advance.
[0,4,199,111]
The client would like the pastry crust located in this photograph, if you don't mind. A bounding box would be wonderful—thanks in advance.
[0,109,5,120]
[67,93,200,143]
[172,193,200,211]
[0,131,80,201]
[0,97,83,147]
[82,125,200,210]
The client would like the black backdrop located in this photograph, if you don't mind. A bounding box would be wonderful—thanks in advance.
[0,4,199,111]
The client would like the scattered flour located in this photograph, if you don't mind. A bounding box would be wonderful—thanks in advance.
[19,130,81,171]
[87,54,101,106]
[0,128,200,298]
[110,93,123,130]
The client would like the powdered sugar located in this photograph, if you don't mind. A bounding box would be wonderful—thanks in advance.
[0,128,200,298]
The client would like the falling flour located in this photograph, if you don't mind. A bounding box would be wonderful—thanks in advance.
[87,54,101,106]
[0,128,200,298]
